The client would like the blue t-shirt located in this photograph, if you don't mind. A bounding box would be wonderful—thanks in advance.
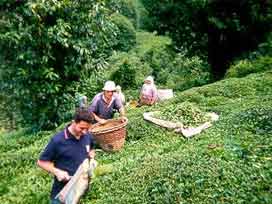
[89,92,122,122]
[39,127,94,199]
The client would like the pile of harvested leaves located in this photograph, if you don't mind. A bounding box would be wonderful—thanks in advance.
[154,102,209,127]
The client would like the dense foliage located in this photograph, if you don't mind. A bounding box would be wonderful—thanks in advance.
[110,60,137,89]
[110,13,136,52]
[0,0,117,130]
[226,56,272,78]
[105,31,211,93]
[160,54,211,91]
[226,33,272,78]
[1,0,271,131]
[105,31,171,90]
[106,51,151,90]
[107,0,149,29]
[141,0,272,79]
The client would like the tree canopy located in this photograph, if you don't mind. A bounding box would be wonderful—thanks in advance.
[141,0,272,79]
[1,0,271,130]
[0,0,117,130]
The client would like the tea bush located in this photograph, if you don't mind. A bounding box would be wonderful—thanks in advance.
[133,32,174,84]
[225,59,254,78]
[165,54,211,91]
[127,31,211,90]
[226,56,272,78]
[113,31,211,91]
[226,32,272,78]
[232,107,272,135]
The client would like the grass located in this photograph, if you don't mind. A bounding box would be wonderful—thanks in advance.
[0,71,271,203]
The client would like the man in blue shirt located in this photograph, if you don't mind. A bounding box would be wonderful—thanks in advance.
[89,81,126,124]
[37,109,96,204]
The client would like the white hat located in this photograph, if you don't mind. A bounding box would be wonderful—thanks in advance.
[145,76,153,82]
[116,85,121,91]
[81,95,87,100]
[103,81,116,91]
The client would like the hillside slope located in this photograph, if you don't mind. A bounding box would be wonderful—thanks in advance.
[0,71,271,204]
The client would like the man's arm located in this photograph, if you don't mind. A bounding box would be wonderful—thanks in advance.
[88,149,96,159]
[115,96,126,121]
[119,107,125,117]
[89,93,107,124]
[91,112,107,124]
[118,107,127,122]
[37,160,71,181]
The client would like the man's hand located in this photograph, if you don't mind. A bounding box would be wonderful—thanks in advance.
[89,149,96,159]
[53,168,71,182]
[99,119,107,125]
[119,107,126,123]
[92,112,107,125]
[120,116,127,123]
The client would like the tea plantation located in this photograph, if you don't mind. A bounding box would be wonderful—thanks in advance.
[0,71,271,204]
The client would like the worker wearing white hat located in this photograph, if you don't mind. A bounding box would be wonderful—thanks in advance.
[88,81,126,124]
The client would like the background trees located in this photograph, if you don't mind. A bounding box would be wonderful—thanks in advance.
[141,0,272,79]
[0,0,116,130]
[0,0,271,131]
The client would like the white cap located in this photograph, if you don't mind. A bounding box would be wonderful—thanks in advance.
[103,81,116,91]
[116,85,121,91]
[81,95,87,100]
[145,76,154,83]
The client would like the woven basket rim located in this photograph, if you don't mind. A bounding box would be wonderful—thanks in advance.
[90,118,128,134]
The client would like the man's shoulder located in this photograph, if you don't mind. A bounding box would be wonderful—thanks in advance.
[95,92,103,98]
[91,92,103,103]
[51,130,65,143]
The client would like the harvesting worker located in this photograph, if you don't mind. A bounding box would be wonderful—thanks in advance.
[37,108,96,204]
[115,85,126,106]
[139,76,158,106]
[79,95,88,108]
[88,80,126,124]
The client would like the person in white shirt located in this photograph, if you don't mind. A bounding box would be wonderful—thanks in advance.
[115,85,126,106]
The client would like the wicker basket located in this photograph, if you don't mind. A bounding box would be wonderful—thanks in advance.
[90,118,128,152]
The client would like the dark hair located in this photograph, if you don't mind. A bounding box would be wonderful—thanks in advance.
[73,108,93,123]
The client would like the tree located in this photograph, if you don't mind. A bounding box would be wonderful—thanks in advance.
[141,0,272,79]
[0,0,117,130]
[207,0,272,79]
